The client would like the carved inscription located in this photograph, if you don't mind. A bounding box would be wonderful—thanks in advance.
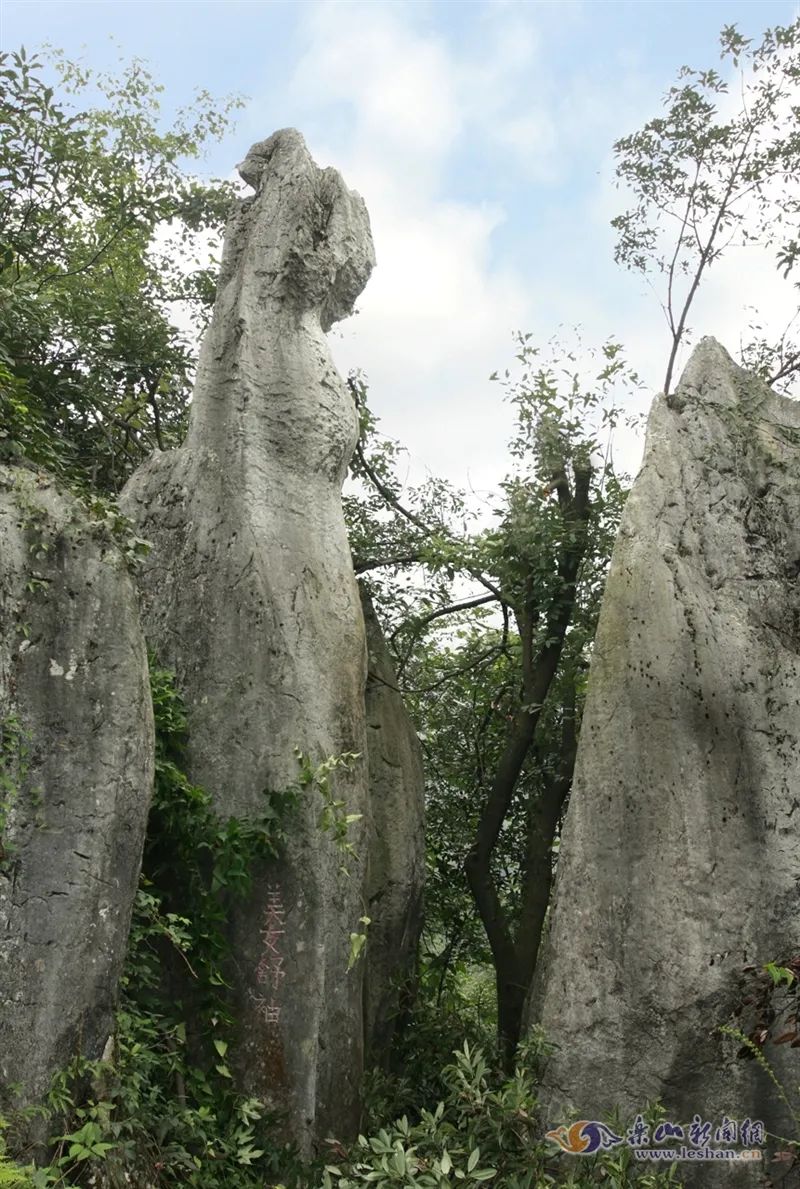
[248,885,285,1026]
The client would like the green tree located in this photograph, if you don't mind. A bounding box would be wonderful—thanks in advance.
[613,16,800,395]
[350,14,800,1072]
[350,336,638,1065]
[0,45,241,490]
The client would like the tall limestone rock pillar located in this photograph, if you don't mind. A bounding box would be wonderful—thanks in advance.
[360,586,425,1063]
[0,466,154,1116]
[534,340,800,1155]
[121,130,375,1150]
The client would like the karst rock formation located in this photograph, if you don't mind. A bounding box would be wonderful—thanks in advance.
[122,129,384,1150]
[0,129,426,1159]
[0,467,154,1119]
[360,585,425,1063]
[533,339,800,1170]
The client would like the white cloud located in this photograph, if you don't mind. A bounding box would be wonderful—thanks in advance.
[327,185,532,491]
[287,1,542,491]
[281,0,695,497]
[229,0,800,503]
[292,2,461,188]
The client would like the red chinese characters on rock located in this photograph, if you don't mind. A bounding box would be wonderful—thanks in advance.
[249,885,285,1026]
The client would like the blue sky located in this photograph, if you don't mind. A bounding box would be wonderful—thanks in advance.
[2,0,799,490]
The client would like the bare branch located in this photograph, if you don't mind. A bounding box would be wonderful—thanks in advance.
[353,433,506,603]
[353,553,423,575]
[389,593,499,645]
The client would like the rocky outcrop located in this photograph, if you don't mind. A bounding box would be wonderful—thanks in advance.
[0,466,153,1115]
[360,586,425,1063]
[121,130,375,1151]
[533,340,800,1165]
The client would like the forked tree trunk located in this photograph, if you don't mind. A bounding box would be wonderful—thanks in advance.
[465,464,590,1069]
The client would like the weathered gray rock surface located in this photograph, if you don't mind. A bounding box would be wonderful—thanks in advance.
[360,586,425,1063]
[533,340,800,1178]
[0,466,153,1114]
[122,130,375,1151]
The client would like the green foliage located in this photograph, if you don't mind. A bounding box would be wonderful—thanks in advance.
[0,714,29,867]
[765,962,798,990]
[295,748,371,970]
[0,1124,35,1188]
[720,1022,800,1173]
[7,463,151,583]
[612,16,800,392]
[146,656,297,908]
[11,660,303,1188]
[720,1026,799,1129]
[364,957,498,1125]
[320,1042,540,1189]
[721,954,800,1169]
[730,954,800,1055]
[349,334,640,1057]
[346,374,473,632]
[0,44,242,491]
[296,747,363,873]
[347,919,372,973]
[320,1043,681,1189]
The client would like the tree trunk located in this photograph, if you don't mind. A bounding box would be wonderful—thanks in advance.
[496,960,528,1072]
[465,465,591,1068]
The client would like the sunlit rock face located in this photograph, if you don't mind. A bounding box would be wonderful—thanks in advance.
[0,467,153,1119]
[533,340,800,1181]
[360,585,425,1064]
[122,130,375,1151]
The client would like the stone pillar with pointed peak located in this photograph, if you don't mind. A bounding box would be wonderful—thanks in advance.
[122,129,376,1150]
[531,339,800,1180]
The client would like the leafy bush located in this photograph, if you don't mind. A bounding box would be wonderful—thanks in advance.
[0,1125,34,1188]
[0,46,240,492]
[8,661,304,1188]
[320,1044,683,1189]
[363,952,499,1128]
[319,1043,538,1189]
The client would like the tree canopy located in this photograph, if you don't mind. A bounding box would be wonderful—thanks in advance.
[0,46,240,491]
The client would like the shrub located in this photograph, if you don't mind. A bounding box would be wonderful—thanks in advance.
[319,1044,683,1189]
